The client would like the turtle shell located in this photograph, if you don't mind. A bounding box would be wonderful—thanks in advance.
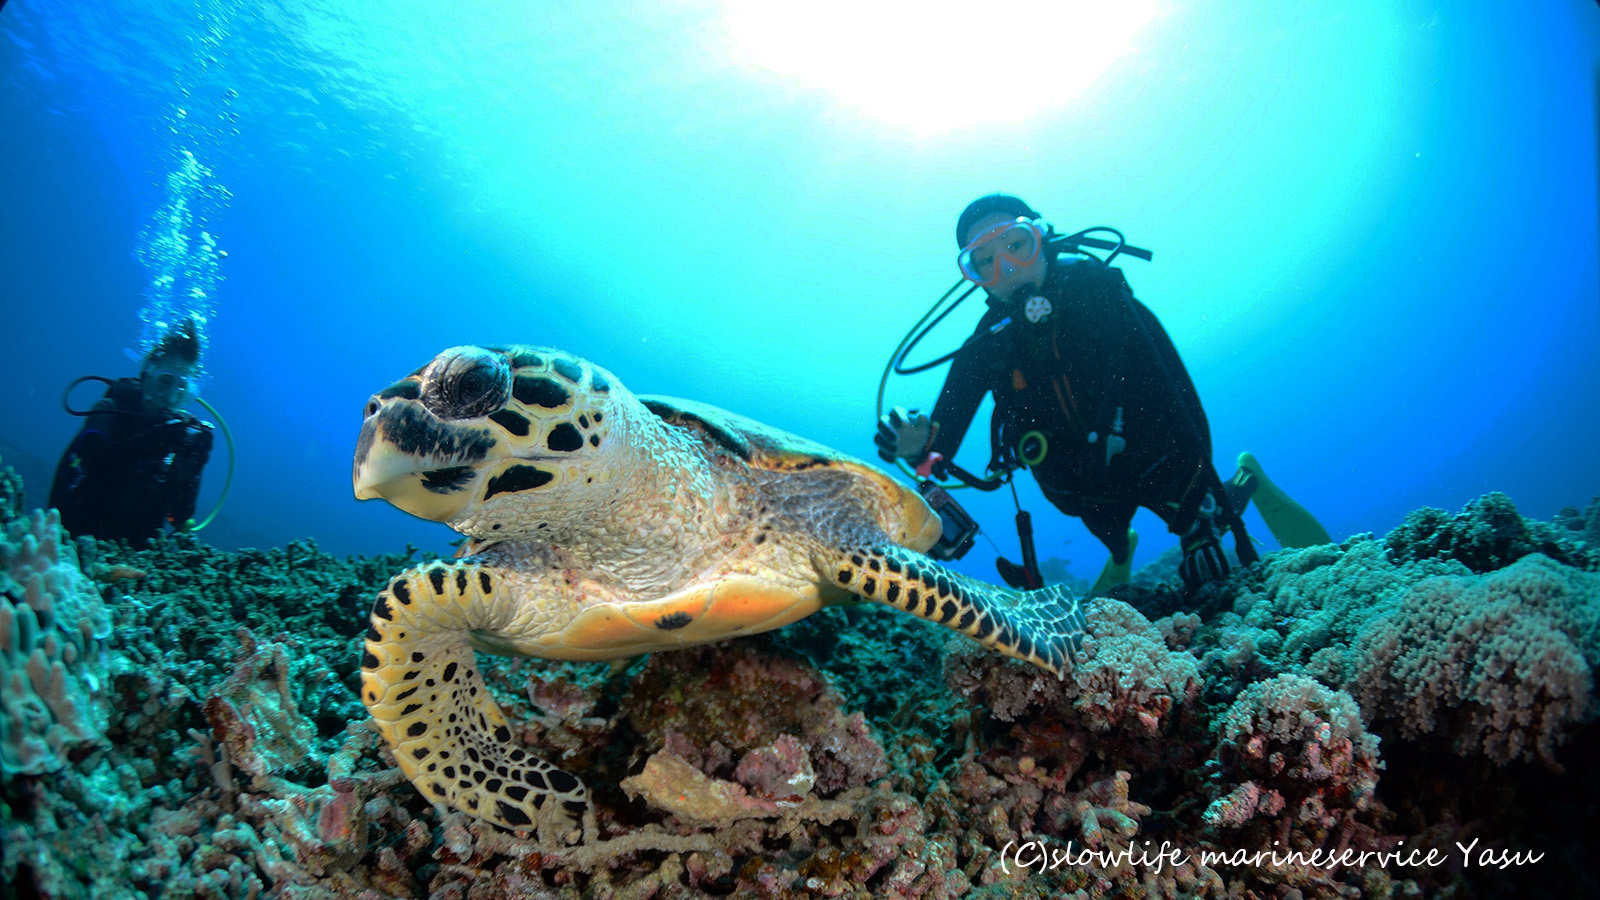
[640,394,941,553]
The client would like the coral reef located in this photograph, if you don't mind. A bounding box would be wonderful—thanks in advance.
[945,596,1199,739]
[1348,555,1598,767]
[2,460,1597,899]
[0,456,23,526]
[1553,492,1600,550]
[1385,492,1596,573]
[1202,674,1380,868]
[1,508,115,776]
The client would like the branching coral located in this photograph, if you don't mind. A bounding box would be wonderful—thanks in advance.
[1198,675,1382,890]
[1205,675,1379,832]
[940,599,1188,864]
[1205,538,1468,685]
[946,598,1199,736]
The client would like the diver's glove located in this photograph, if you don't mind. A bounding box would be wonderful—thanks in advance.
[875,407,936,466]
[1180,533,1229,590]
[1179,499,1230,590]
[1184,525,1228,589]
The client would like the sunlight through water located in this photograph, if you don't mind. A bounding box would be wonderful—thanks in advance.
[720,0,1159,135]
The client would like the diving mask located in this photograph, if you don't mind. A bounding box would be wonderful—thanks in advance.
[957,218,1043,286]
[141,365,194,412]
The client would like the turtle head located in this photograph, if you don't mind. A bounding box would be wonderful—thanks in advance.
[354,345,629,537]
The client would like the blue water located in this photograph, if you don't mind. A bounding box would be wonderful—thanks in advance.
[3,1,1597,585]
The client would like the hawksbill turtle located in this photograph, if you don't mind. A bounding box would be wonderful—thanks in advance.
[352,345,1091,844]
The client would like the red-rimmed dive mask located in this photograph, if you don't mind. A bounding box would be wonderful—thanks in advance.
[956,218,1044,286]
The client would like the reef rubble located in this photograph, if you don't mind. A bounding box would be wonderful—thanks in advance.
[2,461,1596,899]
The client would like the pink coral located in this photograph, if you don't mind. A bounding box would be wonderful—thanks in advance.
[202,630,314,789]
[1207,674,1380,846]
[620,750,793,826]
[734,734,816,801]
[1349,554,1598,767]
[1063,770,1151,849]
[619,643,889,795]
[1203,781,1264,828]
[946,598,1199,736]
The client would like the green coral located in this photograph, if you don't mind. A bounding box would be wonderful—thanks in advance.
[1386,491,1597,573]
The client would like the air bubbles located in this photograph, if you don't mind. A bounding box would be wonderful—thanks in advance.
[134,147,230,374]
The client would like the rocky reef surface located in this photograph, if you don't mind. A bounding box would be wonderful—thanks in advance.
[2,460,1596,900]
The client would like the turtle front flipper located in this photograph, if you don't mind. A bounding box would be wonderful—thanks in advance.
[825,543,1090,677]
[361,560,588,843]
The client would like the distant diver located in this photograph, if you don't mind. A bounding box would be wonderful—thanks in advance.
[50,317,217,546]
[876,194,1330,594]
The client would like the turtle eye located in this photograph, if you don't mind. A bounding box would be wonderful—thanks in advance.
[456,369,493,406]
[422,348,512,420]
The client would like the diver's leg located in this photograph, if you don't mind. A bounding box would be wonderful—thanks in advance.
[1078,501,1139,596]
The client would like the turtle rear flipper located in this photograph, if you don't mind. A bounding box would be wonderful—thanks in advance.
[826,544,1089,677]
[361,560,589,843]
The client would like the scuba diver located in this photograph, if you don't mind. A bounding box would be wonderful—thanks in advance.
[875,194,1329,594]
[50,318,216,547]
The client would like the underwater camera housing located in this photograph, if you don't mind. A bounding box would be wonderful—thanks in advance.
[916,479,979,560]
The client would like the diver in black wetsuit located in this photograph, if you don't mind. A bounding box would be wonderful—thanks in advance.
[50,319,214,547]
[877,194,1327,593]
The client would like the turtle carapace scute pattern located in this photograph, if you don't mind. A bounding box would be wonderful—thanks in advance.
[352,345,1091,843]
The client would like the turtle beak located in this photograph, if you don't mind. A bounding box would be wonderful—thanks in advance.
[352,417,414,501]
[353,399,490,523]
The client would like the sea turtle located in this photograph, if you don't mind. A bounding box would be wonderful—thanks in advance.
[352,345,1091,844]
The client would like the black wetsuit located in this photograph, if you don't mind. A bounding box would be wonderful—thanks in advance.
[49,378,214,547]
[928,257,1252,565]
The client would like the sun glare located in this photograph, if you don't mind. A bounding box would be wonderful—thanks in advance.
[720,0,1158,136]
